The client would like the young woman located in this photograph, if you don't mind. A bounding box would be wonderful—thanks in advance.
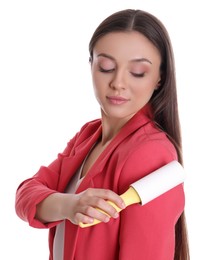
[15,9,190,260]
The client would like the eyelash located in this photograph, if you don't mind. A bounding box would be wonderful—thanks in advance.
[131,72,145,78]
[99,67,145,78]
[99,67,114,73]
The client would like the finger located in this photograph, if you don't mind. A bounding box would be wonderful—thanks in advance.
[74,207,110,225]
[73,212,95,225]
[78,195,119,220]
[92,197,120,219]
[86,188,126,210]
[83,205,111,223]
[79,201,123,228]
[78,201,120,228]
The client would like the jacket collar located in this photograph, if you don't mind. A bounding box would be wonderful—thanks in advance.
[77,104,153,191]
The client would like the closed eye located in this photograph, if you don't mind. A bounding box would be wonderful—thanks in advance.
[131,72,145,78]
[99,67,115,73]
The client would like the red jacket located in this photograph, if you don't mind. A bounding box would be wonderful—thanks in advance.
[15,106,185,260]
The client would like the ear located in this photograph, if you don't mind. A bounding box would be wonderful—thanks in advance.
[155,78,162,90]
[89,56,93,63]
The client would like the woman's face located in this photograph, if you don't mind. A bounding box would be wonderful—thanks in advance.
[91,31,161,120]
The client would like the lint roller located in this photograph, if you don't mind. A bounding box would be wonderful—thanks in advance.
[79,160,185,228]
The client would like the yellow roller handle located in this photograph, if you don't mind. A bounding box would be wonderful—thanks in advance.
[79,186,141,228]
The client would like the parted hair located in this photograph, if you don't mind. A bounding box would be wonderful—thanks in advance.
[89,9,190,260]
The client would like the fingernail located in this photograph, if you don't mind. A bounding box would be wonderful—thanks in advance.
[114,212,119,218]
[104,217,110,223]
[89,218,94,223]
[121,202,126,209]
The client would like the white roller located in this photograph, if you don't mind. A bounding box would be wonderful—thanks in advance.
[131,160,185,205]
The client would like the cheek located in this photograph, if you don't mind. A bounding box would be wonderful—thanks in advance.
[92,73,101,90]
[131,81,155,99]
[91,67,99,86]
[92,74,105,99]
[92,69,111,89]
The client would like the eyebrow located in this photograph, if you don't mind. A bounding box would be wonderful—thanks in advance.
[132,58,152,64]
[97,53,115,61]
[97,53,152,64]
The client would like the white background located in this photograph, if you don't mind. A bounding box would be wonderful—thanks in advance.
[0,0,206,259]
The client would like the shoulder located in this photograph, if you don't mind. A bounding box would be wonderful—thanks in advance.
[118,122,177,192]
[122,121,177,160]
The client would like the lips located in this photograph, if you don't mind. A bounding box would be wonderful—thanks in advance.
[106,96,129,105]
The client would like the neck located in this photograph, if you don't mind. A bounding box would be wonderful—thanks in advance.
[100,111,134,146]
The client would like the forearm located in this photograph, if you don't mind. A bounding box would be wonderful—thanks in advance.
[35,193,71,223]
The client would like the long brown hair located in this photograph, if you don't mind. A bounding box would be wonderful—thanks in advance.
[89,9,190,260]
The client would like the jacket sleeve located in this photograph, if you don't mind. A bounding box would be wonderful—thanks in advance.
[118,140,185,260]
[15,133,78,229]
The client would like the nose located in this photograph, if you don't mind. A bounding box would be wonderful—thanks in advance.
[109,70,126,90]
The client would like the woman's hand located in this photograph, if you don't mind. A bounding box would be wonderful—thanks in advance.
[61,188,126,225]
[35,188,125,225]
